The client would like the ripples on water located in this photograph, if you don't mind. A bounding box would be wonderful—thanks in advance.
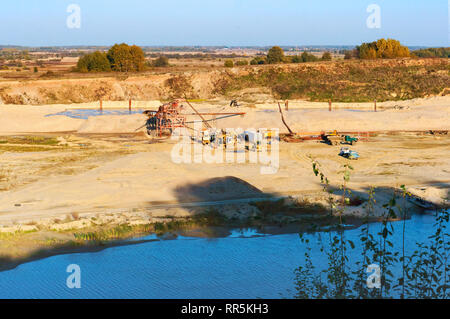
[0,214,444,299]
[45,109,145,119]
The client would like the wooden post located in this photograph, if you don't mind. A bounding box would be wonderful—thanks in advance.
[374,99,377,112]
[285,100,289,111]
[328,99,332,112]
[184,96,212,129]
[99,100,103,112]
[129,99,132,113]
[278,102,294,136]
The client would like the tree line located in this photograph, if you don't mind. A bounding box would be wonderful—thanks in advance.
[245,46,332,66]
[412,47,450,58]
[76,43,145,72]
[77,40,446,72]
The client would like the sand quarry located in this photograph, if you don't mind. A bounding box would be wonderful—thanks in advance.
[0,96,449,233]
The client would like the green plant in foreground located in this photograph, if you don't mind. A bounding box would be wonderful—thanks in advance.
[294,159,449,299]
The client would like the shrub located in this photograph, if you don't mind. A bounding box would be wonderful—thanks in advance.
[40,70,56,78]
[235,60,248,66]
[151,56,170,67]
[250,57,266,65]
[321,52,332,61]
[412,47,450,58]
[224,60,234,67]
[301,52,319,62]
[291,55,302,63]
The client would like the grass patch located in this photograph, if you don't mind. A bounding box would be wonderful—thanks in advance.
[72,210,229,241]
[0,136,59,146]
[0,229,37,240]
[0,136,60,153]
[73,224,151,242]
[0,145,54,153]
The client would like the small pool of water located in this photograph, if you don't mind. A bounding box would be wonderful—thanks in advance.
[45,109,145,119]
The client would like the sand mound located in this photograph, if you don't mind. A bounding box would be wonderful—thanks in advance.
[408,186,449,206]
[77,114,146,133]
[172,176,264,202]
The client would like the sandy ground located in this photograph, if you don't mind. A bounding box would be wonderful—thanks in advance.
[0,96,448,232]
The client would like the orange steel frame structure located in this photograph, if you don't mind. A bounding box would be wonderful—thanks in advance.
[144,99,245,137]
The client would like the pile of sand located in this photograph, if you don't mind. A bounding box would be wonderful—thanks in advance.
[408,186,449,206]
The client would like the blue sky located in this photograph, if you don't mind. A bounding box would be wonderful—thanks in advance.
[0,0,448,46]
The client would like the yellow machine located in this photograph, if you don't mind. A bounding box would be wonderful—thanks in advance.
[201,130,211,145]
[263,130,275,139]
[221,131,236,148]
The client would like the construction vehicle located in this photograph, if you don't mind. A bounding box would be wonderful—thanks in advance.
[141,99,245,139]
[342,135,359,145]
[243,130,264,152]
[339,147,360,160]
[322,130,341,145]
[201,130,211,145]
[322,132,359,146]
[224,131,239,149]
[263,130,276,140]
[230,100,240,107]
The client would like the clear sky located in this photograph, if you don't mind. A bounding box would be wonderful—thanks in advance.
[0,0,448,47]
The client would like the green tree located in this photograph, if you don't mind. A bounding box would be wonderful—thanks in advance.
[301,52,319,62]
[107,43,145,72]
[129,45,146,71]
[76,51,111,72]
[321,52,332,61]
[267,46,285,64]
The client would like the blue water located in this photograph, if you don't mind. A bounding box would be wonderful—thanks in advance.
[0,214,446,299]
[45,109,145,119]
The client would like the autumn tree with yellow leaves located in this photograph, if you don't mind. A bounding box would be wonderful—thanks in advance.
[357,39,410,59]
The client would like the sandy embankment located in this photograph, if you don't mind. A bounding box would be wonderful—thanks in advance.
[0,100,161,134]
[0,96,449,134]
